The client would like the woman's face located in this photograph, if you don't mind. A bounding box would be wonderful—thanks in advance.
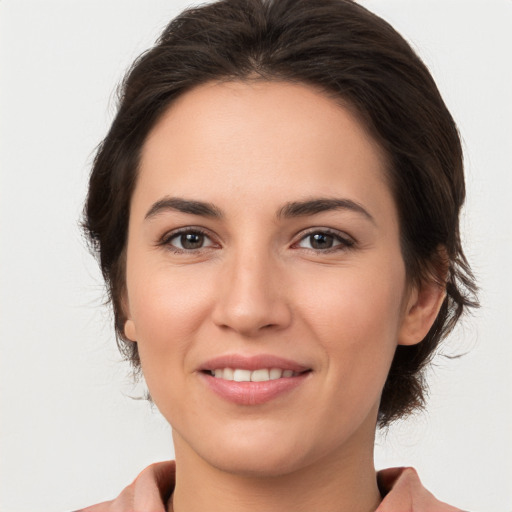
[124,81,416,476]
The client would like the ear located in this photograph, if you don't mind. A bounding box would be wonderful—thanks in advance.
[124,318,137,342]
[121,292,137,342]
[397,279,446,346]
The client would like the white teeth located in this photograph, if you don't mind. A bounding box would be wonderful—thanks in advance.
[251,369,270,382]
[233,369,252,382]
[211,367,299,381]
[269,368,283,380]
[223,368,234,380]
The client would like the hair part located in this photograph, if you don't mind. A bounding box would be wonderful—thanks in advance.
[83,0,478,427]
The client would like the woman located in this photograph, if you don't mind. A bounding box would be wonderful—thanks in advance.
[80,0,477,510]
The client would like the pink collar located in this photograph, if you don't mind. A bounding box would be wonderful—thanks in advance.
[78,461,463,512]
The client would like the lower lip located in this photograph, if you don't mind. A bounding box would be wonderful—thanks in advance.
[200,372,310,405]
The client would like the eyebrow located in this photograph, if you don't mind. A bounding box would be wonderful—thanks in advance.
[144,196,374,224]
[145,197,223,220]
[277,198,375,224]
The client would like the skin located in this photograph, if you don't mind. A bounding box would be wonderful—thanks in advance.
[123,81,445,512]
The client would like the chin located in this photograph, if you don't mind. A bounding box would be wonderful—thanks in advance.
[207,445,311,478]
[192,422,344,479]
[173,420,315,478]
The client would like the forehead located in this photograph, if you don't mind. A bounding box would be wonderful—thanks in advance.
[135,80,394,222]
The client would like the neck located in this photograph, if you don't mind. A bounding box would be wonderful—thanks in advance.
[170,427,381,512]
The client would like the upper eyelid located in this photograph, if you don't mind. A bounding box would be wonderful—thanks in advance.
[293,227,355,244]
[161,226,214,239]
[159,226,219,248]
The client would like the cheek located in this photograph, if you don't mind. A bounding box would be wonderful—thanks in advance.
[297,260,405,400]
[300,260,404,341]
[125,260,215,379]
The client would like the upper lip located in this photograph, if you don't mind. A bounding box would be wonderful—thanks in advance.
[199,354,310,373]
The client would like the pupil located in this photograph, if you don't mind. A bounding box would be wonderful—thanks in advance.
[311,233,333,249]
[181,233,203,249]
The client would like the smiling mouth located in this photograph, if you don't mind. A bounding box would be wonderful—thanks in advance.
[204,368,308,382]
[199,355,312,404]
[200,367,312,405]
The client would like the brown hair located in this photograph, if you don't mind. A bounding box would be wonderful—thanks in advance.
[83,0,478,427]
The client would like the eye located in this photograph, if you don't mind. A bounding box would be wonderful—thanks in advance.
[163,229,215,251]
[295,230,354,251]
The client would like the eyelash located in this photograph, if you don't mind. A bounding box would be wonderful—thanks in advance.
[292,228,355,253]
[158,227,356,254]
[159,227,215,254]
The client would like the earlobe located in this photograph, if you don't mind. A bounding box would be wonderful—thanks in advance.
[397,280,446,346]
[124,319,137,342]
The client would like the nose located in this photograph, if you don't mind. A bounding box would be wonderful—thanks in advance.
[211,248,292,338]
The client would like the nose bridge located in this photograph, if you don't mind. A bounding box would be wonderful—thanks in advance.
[212,240,291,336]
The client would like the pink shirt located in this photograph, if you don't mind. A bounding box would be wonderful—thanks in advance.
[77,461,464,512]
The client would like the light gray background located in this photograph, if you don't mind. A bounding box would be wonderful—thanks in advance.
[1,1,511,511]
